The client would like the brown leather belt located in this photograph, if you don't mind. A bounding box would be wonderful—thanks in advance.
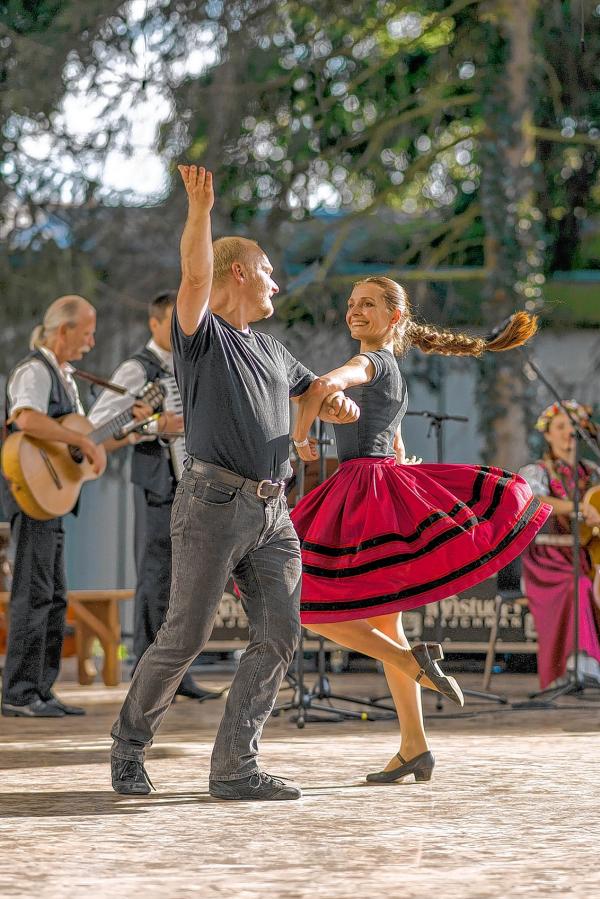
[185,457,285,500]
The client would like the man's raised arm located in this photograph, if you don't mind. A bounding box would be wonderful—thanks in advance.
[176,165,215,335]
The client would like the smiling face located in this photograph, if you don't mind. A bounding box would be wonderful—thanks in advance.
[345,282,401,346]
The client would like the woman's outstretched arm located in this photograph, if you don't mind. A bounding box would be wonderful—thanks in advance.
[292,356,375,460]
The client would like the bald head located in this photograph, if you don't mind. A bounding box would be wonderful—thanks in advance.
[212,237,263,285]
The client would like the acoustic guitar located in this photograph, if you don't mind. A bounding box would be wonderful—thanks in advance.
[580,484,600,568]
[1,381,164,520]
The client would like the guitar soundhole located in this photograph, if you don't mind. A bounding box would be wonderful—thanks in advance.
[69,445,84,464]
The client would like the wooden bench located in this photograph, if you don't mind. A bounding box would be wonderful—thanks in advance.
[0,588,133,687]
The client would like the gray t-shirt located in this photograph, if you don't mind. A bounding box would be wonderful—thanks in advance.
[172,309,315,481]
[333,349,408,462]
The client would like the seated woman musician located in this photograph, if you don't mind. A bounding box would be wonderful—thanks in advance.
[519,400,600,688]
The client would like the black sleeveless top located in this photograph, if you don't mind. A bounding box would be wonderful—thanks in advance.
[4,350,76,435]
[129,345,175,498]
[333,349,408,462]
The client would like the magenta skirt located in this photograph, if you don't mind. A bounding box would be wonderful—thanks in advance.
[290,457,551,624]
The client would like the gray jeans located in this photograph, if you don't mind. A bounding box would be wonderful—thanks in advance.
[111,464,302,780]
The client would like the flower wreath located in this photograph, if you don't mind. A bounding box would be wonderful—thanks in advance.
[535,399,594,433]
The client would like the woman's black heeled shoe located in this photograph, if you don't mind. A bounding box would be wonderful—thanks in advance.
[411,642,464,707]
[366,750,435,784]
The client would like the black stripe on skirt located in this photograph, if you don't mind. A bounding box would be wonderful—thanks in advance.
[301,472,511,569]
[300,495,541,612]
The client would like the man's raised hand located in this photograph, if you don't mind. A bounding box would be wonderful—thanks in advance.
[177,165,214,216]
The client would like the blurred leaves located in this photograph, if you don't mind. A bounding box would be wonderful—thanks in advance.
[0,0,598,428]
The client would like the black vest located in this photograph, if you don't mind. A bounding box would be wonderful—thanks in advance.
[1,350,77,520]
[129,346,175,499]
[5,350,76,434]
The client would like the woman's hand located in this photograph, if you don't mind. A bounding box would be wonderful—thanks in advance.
[403,454,422,465]
[582,501,600,528]
[294,437,318,462]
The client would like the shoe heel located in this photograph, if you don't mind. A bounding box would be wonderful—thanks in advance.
[425,642,444,662]
[414,767,433,783]
[444,675,464,707]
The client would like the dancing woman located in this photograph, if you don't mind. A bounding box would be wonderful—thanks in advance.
[291,276,551,783]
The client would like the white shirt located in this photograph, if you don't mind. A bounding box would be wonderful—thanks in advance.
[7,345,84,420]
[88,339,173,427]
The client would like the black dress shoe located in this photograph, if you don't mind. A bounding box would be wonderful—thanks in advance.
[366,750,435,784]
[209,771,302,801]
[43,695,86,716]
[176,674,224,702]
[411,642,464,707]
[2,698,65,718]
[111,757,155,795]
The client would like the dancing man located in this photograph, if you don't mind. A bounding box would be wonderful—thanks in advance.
[89,290,222,702]
[110,166,358,800]
[290,276,551,783]
[1,296,103,717]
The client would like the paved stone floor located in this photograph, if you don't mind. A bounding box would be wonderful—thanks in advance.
[1,670,599,898]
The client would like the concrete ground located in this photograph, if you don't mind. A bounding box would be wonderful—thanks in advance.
[1,669,599,898]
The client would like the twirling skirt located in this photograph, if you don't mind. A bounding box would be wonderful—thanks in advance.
[290,457,551,624]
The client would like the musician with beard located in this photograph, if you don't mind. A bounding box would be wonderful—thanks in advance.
[88,292,222,702]
[1,295,104,717]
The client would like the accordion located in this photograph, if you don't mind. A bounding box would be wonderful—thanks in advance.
[160,374,186,480]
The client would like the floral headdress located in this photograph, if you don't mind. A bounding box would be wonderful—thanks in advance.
[535,399,594,433]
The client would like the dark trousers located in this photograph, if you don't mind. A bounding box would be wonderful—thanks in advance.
[112,466,301,779]
[133,485,174,665]
[2,513,67,706]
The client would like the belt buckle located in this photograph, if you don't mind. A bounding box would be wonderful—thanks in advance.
[256,479,284,500]
[256,479,273,499]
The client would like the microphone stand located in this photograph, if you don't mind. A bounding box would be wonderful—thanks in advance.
[273,422,395,727]
[519,353,600,704]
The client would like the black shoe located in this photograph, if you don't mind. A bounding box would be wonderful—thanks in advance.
[111,757,156,795]
[2,699,65,718]
[43,694,86,716]
[411,642,464,707]
[209,771,302,801]
[176,674,224,702]
[366,750,435,784]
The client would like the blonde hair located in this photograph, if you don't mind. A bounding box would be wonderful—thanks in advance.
[29,295,95,350]
[212,236,261,284]
[355,276,538,357]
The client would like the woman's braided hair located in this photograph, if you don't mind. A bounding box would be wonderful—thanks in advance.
[356,276,538,357]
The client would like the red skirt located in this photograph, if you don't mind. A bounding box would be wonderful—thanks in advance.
[290,457,551,624]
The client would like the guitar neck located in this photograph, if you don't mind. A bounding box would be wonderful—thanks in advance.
[89,406,136,445]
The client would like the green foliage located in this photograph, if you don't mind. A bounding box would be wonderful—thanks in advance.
[0,1,64,34]
[1,0,599,462]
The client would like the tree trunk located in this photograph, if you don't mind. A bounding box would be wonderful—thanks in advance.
[479,0,542,470]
